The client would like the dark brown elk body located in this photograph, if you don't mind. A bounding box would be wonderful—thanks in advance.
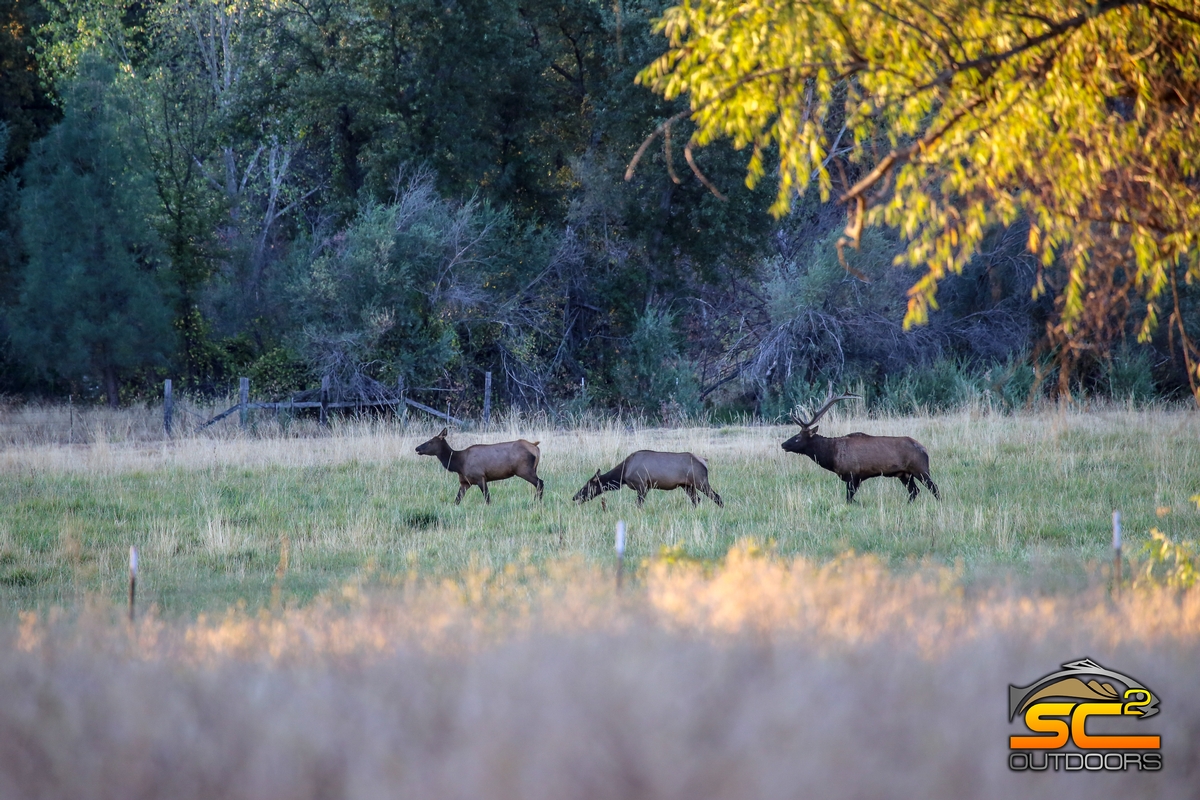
[415,428,544,504]
[573,451,723,508]
[781,390,940,503]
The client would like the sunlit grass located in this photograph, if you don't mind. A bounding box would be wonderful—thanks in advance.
[4,544,1199,799]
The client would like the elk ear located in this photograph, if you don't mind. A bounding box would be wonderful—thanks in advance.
[593,469,601,478]
[810,425,819,435]
[437,427,448,438]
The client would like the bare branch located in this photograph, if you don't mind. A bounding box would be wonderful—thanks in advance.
[664,121,681,185]
[626,62,863,182]
[684,142,727,201]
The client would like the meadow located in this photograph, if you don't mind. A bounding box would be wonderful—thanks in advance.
[3,402,1200,798]
[1,402,1198,614]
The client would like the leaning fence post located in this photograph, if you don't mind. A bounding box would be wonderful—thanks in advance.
[163,379,173,437]
[615,520,626,590]
[239,377,250,429]
[128,546,138,624]
[397,376,406,427]
[1112,510,1122,598]
[320,375,330,427]
[483,371,492,427]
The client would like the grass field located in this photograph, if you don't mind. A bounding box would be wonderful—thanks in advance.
[3,403,1199,798]
[1,403,1197,615]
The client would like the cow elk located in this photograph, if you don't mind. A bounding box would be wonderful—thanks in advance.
[781,388,940,503]
[415,428,544,505]
[573,451,724,508]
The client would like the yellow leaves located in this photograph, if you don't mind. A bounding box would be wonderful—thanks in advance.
[1138,306,1158,344]
[903,272,941,330]
[1138,528,1200,590]
[636,0,1200,362]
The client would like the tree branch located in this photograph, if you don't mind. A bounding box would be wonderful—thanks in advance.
[684,141,726,200]
[626,62,863,182]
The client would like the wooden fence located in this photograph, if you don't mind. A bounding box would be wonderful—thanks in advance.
[178,372,492,434]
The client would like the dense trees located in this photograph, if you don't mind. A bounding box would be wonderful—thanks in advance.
[0,0,1196,412]
[9,59,174,406]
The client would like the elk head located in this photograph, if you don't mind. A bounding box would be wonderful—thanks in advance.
[572,469,604,504]
[415,427,450,456]
[781,386,860,455]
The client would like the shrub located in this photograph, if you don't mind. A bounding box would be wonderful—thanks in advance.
[1104,345,1157,404]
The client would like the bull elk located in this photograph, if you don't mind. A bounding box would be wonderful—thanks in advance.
[573,451,724,508]
[415,428,544,505]
[781,388,940,503]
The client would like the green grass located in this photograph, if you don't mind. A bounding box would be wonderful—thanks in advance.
[1,407,1197,615]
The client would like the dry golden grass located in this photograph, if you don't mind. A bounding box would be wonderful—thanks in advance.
[3,544,1198,799]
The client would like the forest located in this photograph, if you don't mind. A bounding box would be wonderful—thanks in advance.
[1,0,1198,417]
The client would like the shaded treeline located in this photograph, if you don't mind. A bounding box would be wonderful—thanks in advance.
[0,0,1194,414]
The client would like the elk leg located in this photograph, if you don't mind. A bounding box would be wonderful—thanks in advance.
[519,470,545,501]
[479,480,491,505]
[902,474,919,503]
[455,482,469,505]
[702,486,724,508]
[919,473,941,500]
[684,486,700,507]
[636,488,647,508]
[845,477,861,503]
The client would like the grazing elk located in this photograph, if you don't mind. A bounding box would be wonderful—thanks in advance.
[415,428,544,505]
[781,388,940,503]
[573,451,724,509]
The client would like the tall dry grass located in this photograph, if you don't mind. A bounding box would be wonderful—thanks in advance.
[3,544,1198,799]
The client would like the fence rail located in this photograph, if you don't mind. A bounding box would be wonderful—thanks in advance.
[185,376,482,434]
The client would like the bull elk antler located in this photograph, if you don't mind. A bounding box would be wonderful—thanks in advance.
[792,382,861,429]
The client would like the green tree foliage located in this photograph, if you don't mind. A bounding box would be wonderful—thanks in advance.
[0,123,18,289]
[635,0,1200,400]
[287,171,459,389]
[0,0,59,168]
[608,306,701,416]
[10,58,174,406]
[3,0,1190,413]
[287,168,563,404]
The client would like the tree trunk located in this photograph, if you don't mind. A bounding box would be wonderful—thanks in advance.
[104,364,120,408]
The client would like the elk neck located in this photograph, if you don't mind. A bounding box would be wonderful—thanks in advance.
[599,465,624,490]
[429,439,457,472]
[802,433,840,471]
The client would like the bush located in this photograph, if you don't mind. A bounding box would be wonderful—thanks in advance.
[869,359,983,415]
[1136,529,1199,590]
[247,348,312,399]
[609,307,701,422]
[1104,345,1157,404]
